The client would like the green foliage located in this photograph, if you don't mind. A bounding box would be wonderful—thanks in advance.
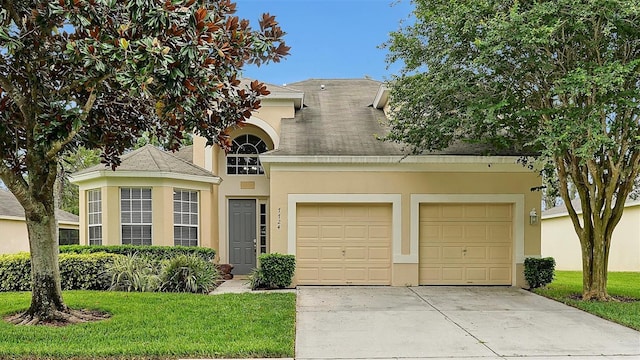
[248,267,267,290]
[59,252,120,290]
[534,271,640,330]
[60,244,216,262]
[0,252,120,291]
[384,0,640,298]
[251,253,296,290]
[0,291,296,358]
[0,0,288,314]
[524,257,556,289]
[0,253,31,291]
[160,254,220,294]
[59,147,102,215]
[106,253,161,292]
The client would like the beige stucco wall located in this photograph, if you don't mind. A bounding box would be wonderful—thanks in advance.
[77,178,217,255]
[0,218,80,254]
[542,206,640,271]
[267,167,542,287]
[0,218,30,254]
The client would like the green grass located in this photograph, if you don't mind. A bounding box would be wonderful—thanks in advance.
[0,291,296,359]
[534,271,640,331]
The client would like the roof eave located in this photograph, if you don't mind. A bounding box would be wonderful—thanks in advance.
[70,170,222,185]
[263,92,304,109]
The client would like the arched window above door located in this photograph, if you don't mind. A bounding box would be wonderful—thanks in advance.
[226,134,269,175]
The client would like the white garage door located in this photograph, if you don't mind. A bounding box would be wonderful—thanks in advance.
[296,203,392,285]
[419,203,513,285]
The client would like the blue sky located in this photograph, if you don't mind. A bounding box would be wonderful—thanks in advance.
[235,0,414,86]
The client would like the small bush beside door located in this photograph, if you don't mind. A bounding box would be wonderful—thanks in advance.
[249,253,296,290]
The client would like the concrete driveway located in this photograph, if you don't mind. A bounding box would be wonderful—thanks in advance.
[296,286,640,360]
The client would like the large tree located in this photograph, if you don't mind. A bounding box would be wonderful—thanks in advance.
[0,0,288,324]
[384,0,640,300]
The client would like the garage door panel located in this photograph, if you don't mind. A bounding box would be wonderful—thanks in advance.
[345,225,367,238]
[368,247,391,260]
[297,225,319,238]
[442,267,464,282]
[466,267,488,281]
[320,247,344,260]
[465,246,488,260]
[442,246,464,260]
[368,225,391,238]
[344,247,367,261]
[419,203,513,285]
[489,267,511,281]
[297,246,320,260]
[489,246,511,261]
[296,203,392,285]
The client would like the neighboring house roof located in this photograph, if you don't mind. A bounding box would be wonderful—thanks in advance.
[542,197,640,219]
[269,78,405,156]
[71,145,220,184]
[0,189,79,223]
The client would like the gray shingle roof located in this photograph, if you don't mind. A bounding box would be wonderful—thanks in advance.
[270,79,405,156]
[0,189,79,223]
[74,145,214,177]
[266,78,533,157]
[173,145,193,163]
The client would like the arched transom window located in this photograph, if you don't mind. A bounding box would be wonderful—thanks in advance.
[226,134,269,175]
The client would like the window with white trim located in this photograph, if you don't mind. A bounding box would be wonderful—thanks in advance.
[226,134,269,175]
[173,189,198,247]
[87,189,102,245]
[120,188,152,245]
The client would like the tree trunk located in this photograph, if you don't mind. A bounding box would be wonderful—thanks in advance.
[579,227,610,301]
[24,208,67,320]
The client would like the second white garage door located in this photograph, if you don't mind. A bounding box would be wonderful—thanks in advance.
[419,203,513,285]
[296,203,392,285]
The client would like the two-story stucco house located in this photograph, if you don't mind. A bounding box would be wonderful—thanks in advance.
[71,78,542,287]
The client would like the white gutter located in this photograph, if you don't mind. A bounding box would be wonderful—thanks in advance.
[70,170,222,185]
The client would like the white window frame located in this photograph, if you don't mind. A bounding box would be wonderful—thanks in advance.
[120,187,153,245]
[226,134,268,175]
[173,189,199,247]
[87,189,102,245]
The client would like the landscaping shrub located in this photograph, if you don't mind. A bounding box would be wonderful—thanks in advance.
[524,257,556,289]
[60,245,216,262]
[107,254,161,292]
[60,252,121,290]
[0,253,31,291]
[250,253,296,290]
[0,252,120,291]
[160,254,220,294]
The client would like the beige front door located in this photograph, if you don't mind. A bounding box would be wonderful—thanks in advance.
[419,203,513,285]
[296,203,392,285]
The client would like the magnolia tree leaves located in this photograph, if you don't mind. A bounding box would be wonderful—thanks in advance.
[0,0,289,177]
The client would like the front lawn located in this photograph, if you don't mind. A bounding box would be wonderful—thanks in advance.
[0,291,296,359]
[533,271,640,331]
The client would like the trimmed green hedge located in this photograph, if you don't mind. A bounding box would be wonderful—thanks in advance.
[524,257,556,289]
[249,253,296,290]
[0,252,121,291]
[60,245,216,262]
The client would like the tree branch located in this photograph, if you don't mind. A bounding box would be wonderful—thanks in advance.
[45,91,97,161]
[0,74,30,123]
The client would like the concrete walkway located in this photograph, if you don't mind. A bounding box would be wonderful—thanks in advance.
[296,286,640,360]
[209,279,296,295]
